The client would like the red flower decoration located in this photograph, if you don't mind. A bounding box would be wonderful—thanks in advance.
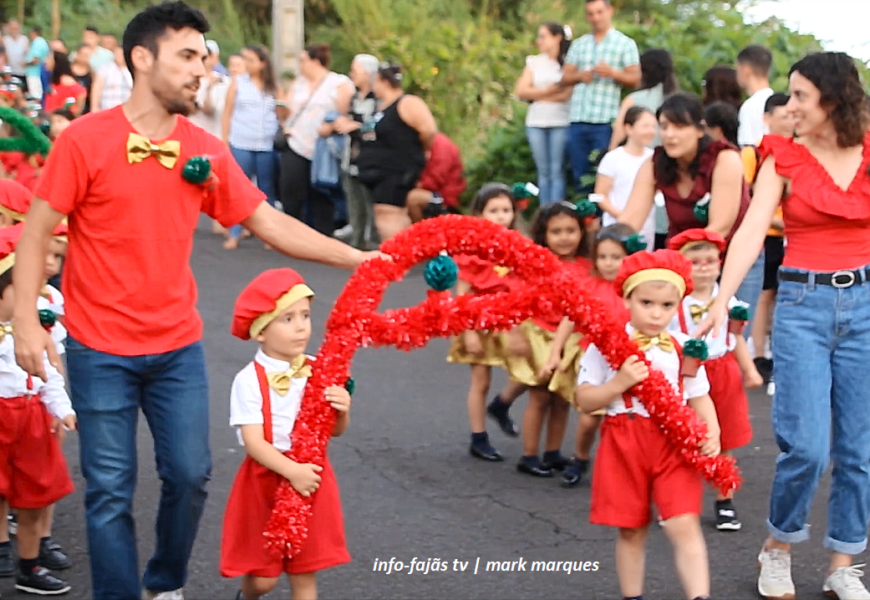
[263,215,742,559]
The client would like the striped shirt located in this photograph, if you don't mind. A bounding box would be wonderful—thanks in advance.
[228,74,278,152]
[565,28,639,124]
[96,62,132,111]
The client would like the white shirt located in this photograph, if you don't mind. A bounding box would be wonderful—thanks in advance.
[0,332,74,419]
[36,285,66,356]
[737,87,773,147]
[577,324,710,418]
[3,34,28,74]
[189,72,230,139]
[597,146,655,248]
[524,54,570,128]
[668,285,742,359]
[230,350,308,452]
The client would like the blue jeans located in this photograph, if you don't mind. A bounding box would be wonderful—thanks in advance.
[66,337,212,599]
[567,122,612,194]
[736,248,765,339]
[526,126,568,204]
[768,269,870,554]
[229,146,279,239]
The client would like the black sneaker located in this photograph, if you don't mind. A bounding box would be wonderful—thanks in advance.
[39,539,71,571]
[15,566,71,595]
[0,544,13,577]
[487,397,519,437]
[7,514,16,537]
[715,500,741,531]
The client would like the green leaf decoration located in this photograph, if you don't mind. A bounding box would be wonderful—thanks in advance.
[623,234,647,255]
[729,305,751,321]
[0,107,51,156]
[683,338,709,361]
[574,199,597,218]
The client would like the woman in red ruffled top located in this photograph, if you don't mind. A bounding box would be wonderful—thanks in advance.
[698,52,870,600]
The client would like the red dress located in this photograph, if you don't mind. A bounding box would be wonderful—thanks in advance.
[220,363,350,577]
[654,139,750,243]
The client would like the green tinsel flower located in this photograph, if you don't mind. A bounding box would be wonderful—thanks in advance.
[0,106,51,156]
[729,305,751,321]
[574,199,597,218]
[623,234,647,255]
[38,309,57,328]
[424,254,458,291]
[182,156,212,185]
[345,377,356,396]
[683,338,709,361]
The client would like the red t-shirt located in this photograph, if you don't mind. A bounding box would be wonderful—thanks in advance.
[759,132,870,271]
[417,133,466,209]
[35,107,265,356]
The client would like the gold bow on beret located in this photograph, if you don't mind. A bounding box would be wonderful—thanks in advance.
[266,355,312,396]
[126,133,181,169]
[632,330,675,353]
[493,266,511,278]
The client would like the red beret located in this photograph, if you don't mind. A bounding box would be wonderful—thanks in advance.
[231,268,315,340]
[0,180,32,221]
[667,228,727,256]
[614,249,694,299]
[0,222,24,275]
[53,222,68,240]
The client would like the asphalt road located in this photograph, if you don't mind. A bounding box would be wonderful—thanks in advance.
[0,217,849,599]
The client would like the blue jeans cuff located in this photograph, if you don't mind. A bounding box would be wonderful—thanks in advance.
[824,536,868,555]
[767,519,811,544]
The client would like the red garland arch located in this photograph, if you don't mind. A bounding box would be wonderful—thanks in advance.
[264,215,742,559]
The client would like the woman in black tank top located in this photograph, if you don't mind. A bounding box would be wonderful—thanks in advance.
[355,64,438,240]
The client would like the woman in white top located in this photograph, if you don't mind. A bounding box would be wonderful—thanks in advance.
[276,43,354,236]
[593,106,658,249]
[514,22,573,205]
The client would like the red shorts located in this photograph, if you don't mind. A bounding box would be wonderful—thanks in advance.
[0,396,74,509]
[591,415,702,528]
[706,354,752,451]
[220,455,350,578]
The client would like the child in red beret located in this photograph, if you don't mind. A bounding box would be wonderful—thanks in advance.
[575,249,719,600]
[0,224,76,595]
[0,179,33,227]
[221,268,351,600]
[667,229,762,533]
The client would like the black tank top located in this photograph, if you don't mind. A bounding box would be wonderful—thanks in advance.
[356,95,426,179]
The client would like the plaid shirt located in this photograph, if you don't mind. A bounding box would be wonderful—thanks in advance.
[565,29,639,124]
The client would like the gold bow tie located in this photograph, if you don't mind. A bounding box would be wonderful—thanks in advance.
[266,356,312,396]
[40,286,52,301]
[126,133,181,169]
[493,266,510,278]
[689,302,712,324]
[632,330,675,353]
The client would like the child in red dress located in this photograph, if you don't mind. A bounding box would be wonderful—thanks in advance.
[447,183,519,461]
[575,250,720,600]
[544,222,636,487]
[667,229,762,532]
[221,268,351,600]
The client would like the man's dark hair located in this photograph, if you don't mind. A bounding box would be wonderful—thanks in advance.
[764,92,789,114]
[30,25,42,35]
[85,25,99,34]
[586,0,610,4]
[122,1,210,80]
[737,45,772,77]
[0,270,13,300]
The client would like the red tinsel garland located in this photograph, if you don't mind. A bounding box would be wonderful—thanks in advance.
[263,214,742,560]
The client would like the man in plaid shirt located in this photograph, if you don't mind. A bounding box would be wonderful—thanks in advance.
[560,0,640,195]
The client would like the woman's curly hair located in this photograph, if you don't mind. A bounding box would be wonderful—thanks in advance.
[790,52,869,148]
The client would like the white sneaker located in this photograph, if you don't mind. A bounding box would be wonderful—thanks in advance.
[333,224,353,239]
[824,564,870,599]
[143,590,184,600]
[758,548,796,600]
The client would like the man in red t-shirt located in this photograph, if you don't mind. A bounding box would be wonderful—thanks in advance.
[406,132,466,223]
[10,3,381,599]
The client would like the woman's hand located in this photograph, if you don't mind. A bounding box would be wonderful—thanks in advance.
[694,297,728,340]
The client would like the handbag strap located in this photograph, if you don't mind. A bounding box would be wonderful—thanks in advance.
[286,73,331,129]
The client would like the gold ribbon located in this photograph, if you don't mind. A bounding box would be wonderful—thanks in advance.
[0,323,13,343]
[493,265,510,278]
[632,330,675,353]
[266,355,312,396]
[689,302,711,324]
[125,133,181,169]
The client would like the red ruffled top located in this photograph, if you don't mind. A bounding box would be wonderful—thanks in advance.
[759,132,870,271]
[654,139,751,243]
[532,257,592,331]
[455,255,518,295]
